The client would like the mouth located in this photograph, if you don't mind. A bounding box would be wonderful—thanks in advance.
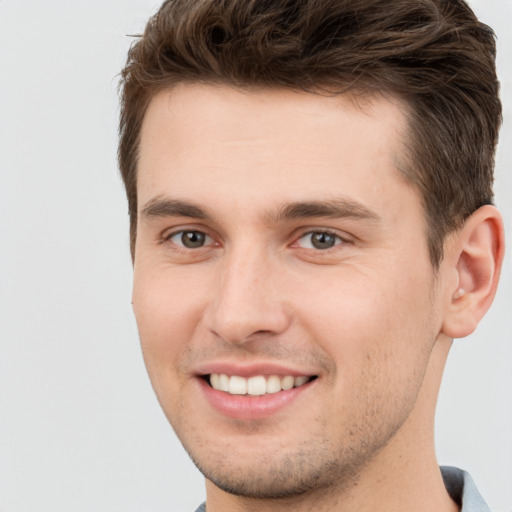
[205,373,317,396]
[197,367,318,420]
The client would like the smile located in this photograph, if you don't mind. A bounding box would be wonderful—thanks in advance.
[209,373,314,396]
[197,369,318,420]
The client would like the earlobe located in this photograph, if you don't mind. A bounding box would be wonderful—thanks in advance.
[441,205,505,339]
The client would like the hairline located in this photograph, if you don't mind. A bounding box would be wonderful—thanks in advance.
[130,79,447,269]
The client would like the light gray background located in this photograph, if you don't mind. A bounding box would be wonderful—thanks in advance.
[0,1,510,511]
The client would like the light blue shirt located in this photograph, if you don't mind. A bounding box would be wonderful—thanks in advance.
[441,466,491,512]
[194,466,490,511]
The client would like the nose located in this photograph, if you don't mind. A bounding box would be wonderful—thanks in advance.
[204,246,291,345]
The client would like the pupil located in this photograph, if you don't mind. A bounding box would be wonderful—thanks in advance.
[182,231,205,248]
[311,232,335,249]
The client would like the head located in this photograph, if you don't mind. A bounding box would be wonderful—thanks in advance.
[119,0,501,267]
[118,0,504,506]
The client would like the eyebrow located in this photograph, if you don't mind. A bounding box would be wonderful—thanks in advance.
[140,197,212,221]
[140,196,381,224]
[268,199,381,224]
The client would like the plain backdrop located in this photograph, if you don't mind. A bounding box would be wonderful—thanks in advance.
[0,1,510,511]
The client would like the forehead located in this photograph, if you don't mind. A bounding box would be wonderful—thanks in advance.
[140,83,407,155]
[137,83,414,218]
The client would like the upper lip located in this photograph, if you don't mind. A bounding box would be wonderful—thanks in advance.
[194,361,317,378]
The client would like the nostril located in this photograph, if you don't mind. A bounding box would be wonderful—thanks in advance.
[253,330,273,336]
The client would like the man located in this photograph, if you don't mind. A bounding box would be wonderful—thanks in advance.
[118,1,505,511]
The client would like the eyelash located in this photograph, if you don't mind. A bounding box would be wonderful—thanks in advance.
[161,228,349,252]
[294,230,346,250]
[163,229,215,249]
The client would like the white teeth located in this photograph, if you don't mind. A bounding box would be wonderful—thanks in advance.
[229,375,247,395]
[209,373,312,395]
[266,375,282,394]
[281,375,294,391]
[294,376,309,387]
[210,373,220,389]
[218,373,230,392]
[247,376,267,396]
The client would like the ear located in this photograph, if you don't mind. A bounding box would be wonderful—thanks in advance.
[441,205,505,339]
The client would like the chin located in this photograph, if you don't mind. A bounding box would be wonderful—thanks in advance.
[180,431,377,500]
[195,455,338,499]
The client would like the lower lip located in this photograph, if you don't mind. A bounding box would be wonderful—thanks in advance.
[197,377,315,420]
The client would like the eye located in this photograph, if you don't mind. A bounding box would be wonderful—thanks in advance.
[296,231,344,250]
[168,230,214,249]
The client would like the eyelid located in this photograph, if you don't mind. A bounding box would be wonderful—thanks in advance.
[173,231,213,247]
[160,226,217,247]
[292,228,351,250]
[158,225,352,250]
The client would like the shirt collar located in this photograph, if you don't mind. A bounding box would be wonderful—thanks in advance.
[441,466,491,512]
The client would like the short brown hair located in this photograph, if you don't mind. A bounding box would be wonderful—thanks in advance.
[118,0,501,265]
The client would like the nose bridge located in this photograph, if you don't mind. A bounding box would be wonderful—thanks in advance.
[206,242,289,344]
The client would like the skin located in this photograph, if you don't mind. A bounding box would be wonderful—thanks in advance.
[132,84,503,512]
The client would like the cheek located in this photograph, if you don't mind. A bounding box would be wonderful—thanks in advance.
[302,272,437,435]
[132,266,208,389]
[295,263,437,382]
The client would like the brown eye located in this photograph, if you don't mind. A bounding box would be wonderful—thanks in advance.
[297,231,342,250]
[169,230,211,248]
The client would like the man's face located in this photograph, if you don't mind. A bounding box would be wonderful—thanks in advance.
[133,84,447,498]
